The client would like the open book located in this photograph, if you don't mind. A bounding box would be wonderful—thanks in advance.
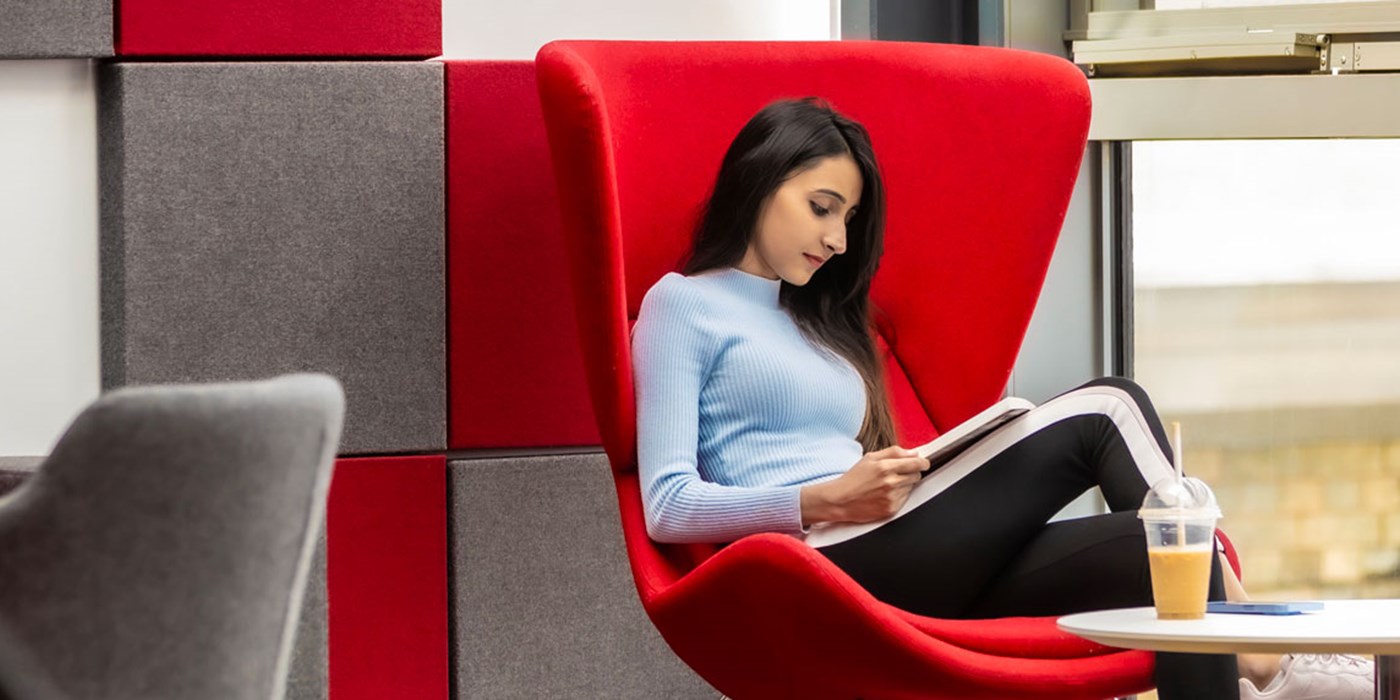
[915,396,1034,474]
[803,396,1035,549]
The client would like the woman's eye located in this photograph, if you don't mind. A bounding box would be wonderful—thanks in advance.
[810,202,830,217]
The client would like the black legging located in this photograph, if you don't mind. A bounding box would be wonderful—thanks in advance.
[816,377,1238,700]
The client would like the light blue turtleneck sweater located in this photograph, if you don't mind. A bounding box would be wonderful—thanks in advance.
[632,266,867,543]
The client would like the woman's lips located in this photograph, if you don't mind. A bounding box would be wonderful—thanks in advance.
[804,254,825,268]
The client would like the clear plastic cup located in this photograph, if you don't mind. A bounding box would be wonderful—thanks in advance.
[1139,477,1221,620]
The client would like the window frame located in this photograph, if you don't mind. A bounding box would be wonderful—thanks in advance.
[1071,1,1400,78]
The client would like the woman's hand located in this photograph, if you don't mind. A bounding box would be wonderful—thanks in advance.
[800,446,930,526]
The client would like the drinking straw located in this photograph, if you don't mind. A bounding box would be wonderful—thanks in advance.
[1172,421,1184,486]
[1171,421,1185,546]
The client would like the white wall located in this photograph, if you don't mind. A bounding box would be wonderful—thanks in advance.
[0,60,99,456]
[0,2,837,456]
[443,0,837,59]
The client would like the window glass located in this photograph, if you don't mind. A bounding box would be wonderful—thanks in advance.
[1133,139,1400,599]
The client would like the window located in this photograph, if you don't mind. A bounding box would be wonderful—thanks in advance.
[1132,139,1400,598]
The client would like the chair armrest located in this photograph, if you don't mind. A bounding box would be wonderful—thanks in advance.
[891,609,1124,660]
[1217,528,1243,583]
[646,533,1153,699]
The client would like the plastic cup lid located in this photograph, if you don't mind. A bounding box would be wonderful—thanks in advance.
[1138,475,1222,519]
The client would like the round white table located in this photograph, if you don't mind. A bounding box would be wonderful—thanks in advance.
[1058,600,1400,699]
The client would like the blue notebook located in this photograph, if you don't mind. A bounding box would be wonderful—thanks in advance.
[1207,601,1324,615]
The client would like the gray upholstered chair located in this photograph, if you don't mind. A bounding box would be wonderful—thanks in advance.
[0,609,65,700]
[0,374,343,700]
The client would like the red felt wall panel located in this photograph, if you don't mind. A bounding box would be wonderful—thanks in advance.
[327,455,448,700]
[117,0,441,58]
[445,60,601,449]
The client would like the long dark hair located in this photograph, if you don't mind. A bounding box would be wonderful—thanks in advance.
[682,97,897,452]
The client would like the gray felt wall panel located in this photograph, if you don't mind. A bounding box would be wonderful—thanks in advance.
[0,0,111,58]
[449,453,713,698]
[98,62,445,455]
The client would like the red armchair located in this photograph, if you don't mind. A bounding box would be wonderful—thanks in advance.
[537,39,1218,699]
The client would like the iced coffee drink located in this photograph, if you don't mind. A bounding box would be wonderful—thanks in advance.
[1140,477,1221,620]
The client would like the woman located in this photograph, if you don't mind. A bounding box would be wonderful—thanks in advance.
[631,97,1371,700]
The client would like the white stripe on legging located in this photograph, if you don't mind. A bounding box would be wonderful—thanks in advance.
[804,385,1178,549]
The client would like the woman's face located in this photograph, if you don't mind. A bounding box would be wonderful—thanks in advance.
[737,154,862,286]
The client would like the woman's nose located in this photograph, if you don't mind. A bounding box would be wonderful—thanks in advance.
[824,229,847,255]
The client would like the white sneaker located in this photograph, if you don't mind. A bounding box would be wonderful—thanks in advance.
[1239,653,1374,700]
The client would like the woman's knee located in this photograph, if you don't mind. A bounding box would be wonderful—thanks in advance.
[1073,375,1142,394]
[1064,376,1160,415]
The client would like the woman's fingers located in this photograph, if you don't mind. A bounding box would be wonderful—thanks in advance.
[876,458,925,489]
[878,444,926,457]
[886,456,930,474]
[873,445,912,459]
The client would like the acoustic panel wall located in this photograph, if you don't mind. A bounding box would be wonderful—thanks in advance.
[0,0,110,58]
[328,456,448,700]
[445,61,600,449]
[116,0,440,58]
[99,62,446,455]
[448,453,711,698]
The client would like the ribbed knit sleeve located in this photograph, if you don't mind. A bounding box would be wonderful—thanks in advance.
[632,275,806,543]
